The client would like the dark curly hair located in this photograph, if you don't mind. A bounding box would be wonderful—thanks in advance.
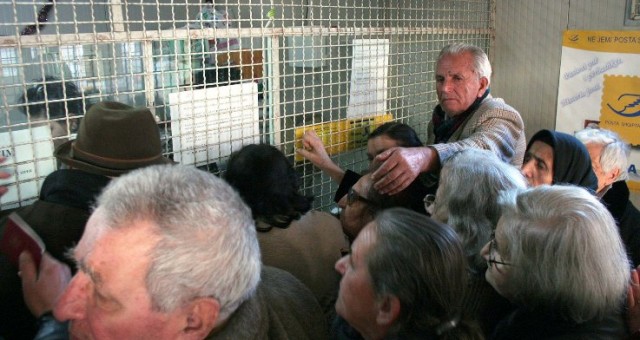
[19,76,84,121]
[369,122,423,147]
[225,144,313,230]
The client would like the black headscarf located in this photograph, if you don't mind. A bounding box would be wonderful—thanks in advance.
[526,129,598,192]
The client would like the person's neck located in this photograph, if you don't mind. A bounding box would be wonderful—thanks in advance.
[597,183,612,198]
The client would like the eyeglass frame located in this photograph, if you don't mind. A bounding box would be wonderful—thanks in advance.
[487,231,512,270]
[347,186,378,207]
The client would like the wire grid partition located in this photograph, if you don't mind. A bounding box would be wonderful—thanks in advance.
[0,0,494,211]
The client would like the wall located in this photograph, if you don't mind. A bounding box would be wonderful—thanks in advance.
[491,0,640,206]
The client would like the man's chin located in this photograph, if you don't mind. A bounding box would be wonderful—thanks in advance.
[68,322,91,340]
[441,105,464,117]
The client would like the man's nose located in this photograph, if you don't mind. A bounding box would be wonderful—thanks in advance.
[54,273,89,321]
[337,195,347,209]
[441,79,454,93]
[335,256,347,275]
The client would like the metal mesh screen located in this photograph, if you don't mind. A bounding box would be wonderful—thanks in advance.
[0,0,493,210]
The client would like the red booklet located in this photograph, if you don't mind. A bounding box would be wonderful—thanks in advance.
[0,212,45,269]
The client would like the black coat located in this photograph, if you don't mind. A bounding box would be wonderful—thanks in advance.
[602,180,640,267]
[0,169,110,340]
[490,306,628,340]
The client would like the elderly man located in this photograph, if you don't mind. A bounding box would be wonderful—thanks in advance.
[20,165,328,339]
[575,127,640,266]
[372,43,526,195]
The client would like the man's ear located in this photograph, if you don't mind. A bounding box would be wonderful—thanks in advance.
[181,297,220,339]
[376,295,401,327]
[477,76,489,97]
[605,168,621,187]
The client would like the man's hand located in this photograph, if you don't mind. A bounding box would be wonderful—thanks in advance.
[371,147,436,195]
[296,130,345,183]
[628,266,640,334]
[19,251,71,318]
[0,156,11,197]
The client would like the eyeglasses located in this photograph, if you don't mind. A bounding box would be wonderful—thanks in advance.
[487,232,512,271]
[423,194,436,215]
[347,187,377,206]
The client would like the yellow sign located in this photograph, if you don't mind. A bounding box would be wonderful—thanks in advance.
[563,31,640,54]
[600,75,640,145]
[294,114,394,162]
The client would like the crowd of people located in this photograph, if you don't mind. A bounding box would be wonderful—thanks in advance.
[0,42,638,339]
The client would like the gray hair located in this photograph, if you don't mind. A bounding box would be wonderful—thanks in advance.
[433,149,526,270]
[575,127,630,181]
[499,185,629,323]
[95,164,261,321]
[367,208,480,339]
[438,43,492,83]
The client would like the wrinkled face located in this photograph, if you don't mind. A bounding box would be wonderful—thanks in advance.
[480,219,512,300]
[435,52,487,117]
[521,141,554,187]
[334,224,379,337]
[337,174,376,241]
[54,210,189,339]
[585,142,613,194]
[366,135,400,161]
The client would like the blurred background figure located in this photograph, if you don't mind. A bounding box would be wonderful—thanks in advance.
[18,76,85,149]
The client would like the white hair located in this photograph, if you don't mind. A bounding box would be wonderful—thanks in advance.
[438,43,492,84]
[433,149,526,269]
[95,164,261,321]
[499,185,629,323]
[575,127,630,181]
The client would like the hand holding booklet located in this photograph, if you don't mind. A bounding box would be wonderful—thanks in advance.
[0,212,45,269]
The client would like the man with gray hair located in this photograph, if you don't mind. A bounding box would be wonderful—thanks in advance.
[575,127,640,266]
[20,164,328,339]
[371,43,526,195]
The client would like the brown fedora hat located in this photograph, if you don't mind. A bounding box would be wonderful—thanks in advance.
[54,101,173,177]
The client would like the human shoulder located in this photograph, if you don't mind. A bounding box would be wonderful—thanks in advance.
[476,96,521,118]
[259,266,330,339]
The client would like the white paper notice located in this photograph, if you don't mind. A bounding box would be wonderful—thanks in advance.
[346,39,389,118]
[0,125,56,206]
[169,82,259,166]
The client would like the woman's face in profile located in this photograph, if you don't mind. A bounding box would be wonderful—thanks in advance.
[481,220,512,299]
[337,174,376,241]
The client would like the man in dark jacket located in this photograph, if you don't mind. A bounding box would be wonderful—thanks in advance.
[0,101,172,339]
[576,127,640,267]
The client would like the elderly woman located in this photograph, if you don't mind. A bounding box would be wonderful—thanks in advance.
[430,148,527,334]
[521,129,597,191]
[334,208,482,339]
[482,185,629,339]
